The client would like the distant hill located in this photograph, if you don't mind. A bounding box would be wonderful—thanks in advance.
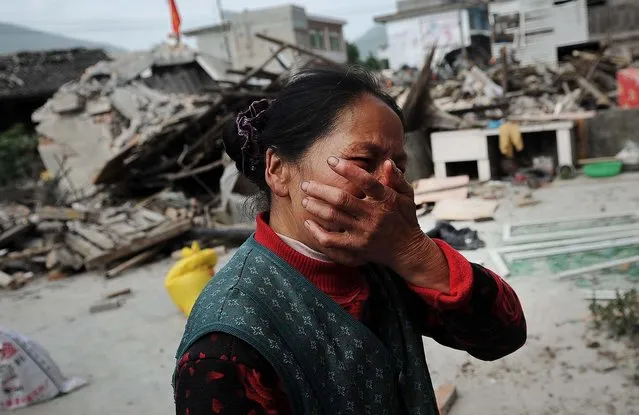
[353,25,388,59]
[0,22,125,55]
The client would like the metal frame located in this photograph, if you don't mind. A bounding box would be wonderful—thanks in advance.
[557,255,639,280]
[502,211,639,244]
[488,230,639,278]
[507,237,639,261]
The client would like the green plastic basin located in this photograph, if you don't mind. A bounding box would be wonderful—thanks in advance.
[583,160,623,178]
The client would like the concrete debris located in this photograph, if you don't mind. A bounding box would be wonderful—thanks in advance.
[0,202,191,290]
[426,48,636,128]
[31,41,286,202]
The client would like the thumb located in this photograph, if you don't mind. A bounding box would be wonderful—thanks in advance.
[381,159,413,197]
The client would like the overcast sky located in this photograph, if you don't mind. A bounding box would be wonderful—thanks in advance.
[1,0,395,50]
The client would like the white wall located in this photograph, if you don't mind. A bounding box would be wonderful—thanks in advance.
[383,9,471,70]
[490,0,588,65]
[228,5,300,72]
[195,31,230,61]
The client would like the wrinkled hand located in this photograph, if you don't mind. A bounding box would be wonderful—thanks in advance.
[301,156,447,289]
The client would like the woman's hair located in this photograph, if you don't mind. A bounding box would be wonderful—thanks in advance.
[222,65,404,206]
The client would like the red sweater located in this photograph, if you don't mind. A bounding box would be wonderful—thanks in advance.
[175,214,526,415]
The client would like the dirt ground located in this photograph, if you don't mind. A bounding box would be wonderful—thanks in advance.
[2,174,639,415]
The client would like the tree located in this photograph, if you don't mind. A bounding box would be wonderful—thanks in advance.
[346,42,360,65]
[363,53,382,71]
[0,124,39,186]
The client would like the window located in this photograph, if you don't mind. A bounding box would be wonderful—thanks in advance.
[310,30,325,50]
[329,32,341,51]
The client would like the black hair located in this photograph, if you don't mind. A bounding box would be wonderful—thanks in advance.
[222,64,404,207]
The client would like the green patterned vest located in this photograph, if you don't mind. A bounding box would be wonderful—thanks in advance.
[175,237,438,414]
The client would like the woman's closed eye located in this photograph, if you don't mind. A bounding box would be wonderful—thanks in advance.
[349,157,375,172]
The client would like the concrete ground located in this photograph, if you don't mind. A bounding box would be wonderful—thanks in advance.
[2,174,639,414]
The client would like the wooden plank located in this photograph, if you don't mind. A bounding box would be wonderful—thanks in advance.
[105,288,133,299]
[255,33,339,66]
[413,176,469,205]
[432,199,498,221]
[105,249,158,279]
[236,45,287,88]
[0,246,55,268]
[87,219,192,267]
[65,233,104,259]
[89,299,124,314]
[507,111,596,122]
[35,206,86,221]
[67,221,116,250]
[577,76,611,107]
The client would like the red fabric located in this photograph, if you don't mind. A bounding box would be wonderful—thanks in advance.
[407,239,474,310]
[618,68,639,109]
[168,0,181,35]
[175,215,527,414]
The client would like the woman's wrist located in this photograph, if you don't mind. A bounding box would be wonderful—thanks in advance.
[390,231,450,293]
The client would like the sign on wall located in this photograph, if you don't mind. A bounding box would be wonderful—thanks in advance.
[384,9,470,68]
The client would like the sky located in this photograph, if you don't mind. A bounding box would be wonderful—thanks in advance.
[0,0,396,50]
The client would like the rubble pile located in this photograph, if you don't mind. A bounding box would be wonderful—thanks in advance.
[32,43,281,203]
[0,202,191,286]
[0,35,337,290]
[430,49,635,127]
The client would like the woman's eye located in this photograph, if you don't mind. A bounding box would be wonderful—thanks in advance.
[351,158,374,171]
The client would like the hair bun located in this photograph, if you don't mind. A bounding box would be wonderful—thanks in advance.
[222,117,265,183]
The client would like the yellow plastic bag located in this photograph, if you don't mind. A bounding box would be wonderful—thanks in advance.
[165,242,217,316]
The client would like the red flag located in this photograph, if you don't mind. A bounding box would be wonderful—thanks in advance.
[168,0,181,35]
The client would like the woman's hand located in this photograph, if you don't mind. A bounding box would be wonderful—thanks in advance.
[301,156,450,292]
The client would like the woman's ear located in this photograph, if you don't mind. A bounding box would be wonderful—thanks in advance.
[265,148,291,198]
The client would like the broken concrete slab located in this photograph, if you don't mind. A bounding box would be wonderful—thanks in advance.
[51,93,84,114]
[110,87,142,120]
[86,98,112,115]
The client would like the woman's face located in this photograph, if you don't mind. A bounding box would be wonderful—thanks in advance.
[284,93,406,245]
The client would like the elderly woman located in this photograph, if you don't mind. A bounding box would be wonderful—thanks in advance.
[174,66,526,414]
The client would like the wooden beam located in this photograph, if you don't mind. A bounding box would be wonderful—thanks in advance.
[86,219,192,268]
[577,76,611,107]
[162,160,225,181]
[255,33,339,66]
[36,206,86,221]
[105,249,159,279]
[236,45,287,88]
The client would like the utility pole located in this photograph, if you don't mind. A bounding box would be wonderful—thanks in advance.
[216,0,233,63]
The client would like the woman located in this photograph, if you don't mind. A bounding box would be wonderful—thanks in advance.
[174,66,526,414]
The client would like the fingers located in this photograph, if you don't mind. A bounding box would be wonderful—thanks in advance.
[381,160,414,197]
[301,181,365,215]
[302,197,357,228]
[327,156,386,200]
[303,219,364,266]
